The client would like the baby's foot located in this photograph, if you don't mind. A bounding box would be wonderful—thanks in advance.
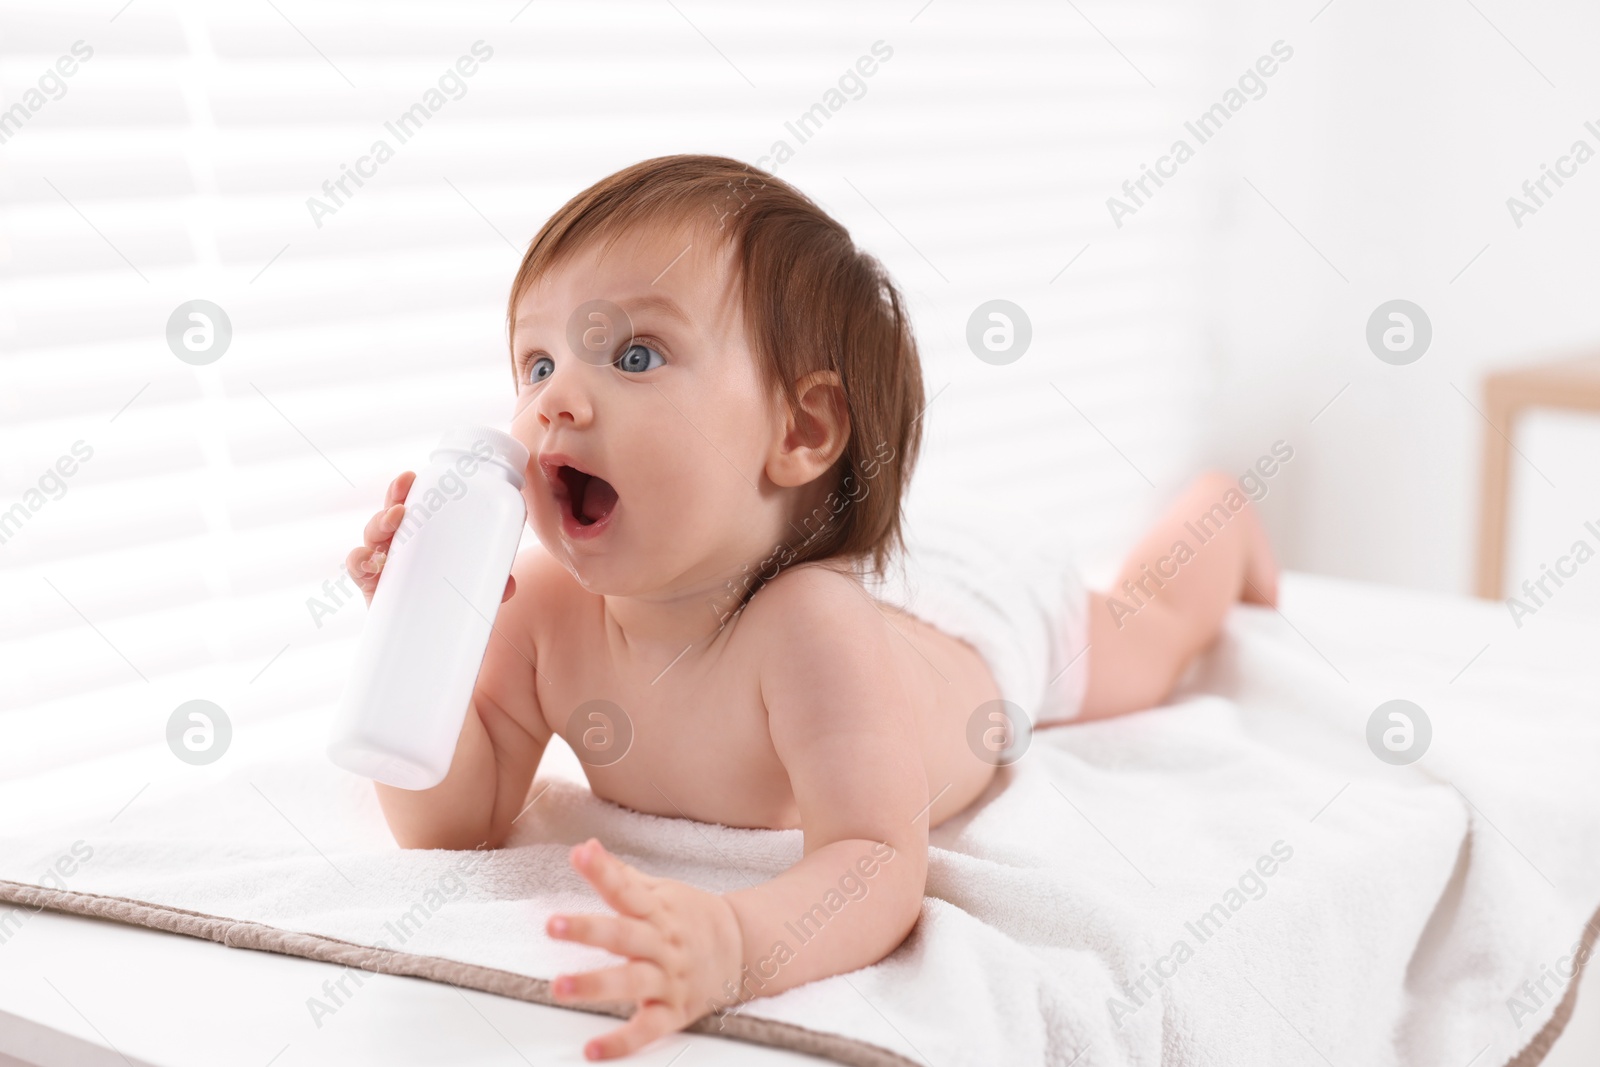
[1237,501,1280,607]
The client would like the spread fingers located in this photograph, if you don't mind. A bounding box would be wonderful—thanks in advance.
[582,1003,682,1061]
[570,840,661,921]
[550,960,665,1006]
[547,912,664,961]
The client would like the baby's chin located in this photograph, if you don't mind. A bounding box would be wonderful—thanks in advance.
[563,556,631,591]
[541,531,736,611]
[537,529,657,597]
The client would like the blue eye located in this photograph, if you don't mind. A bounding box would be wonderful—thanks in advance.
[616,343,663,374]
[527,356,554,383]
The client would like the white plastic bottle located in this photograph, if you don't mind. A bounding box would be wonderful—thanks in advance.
[327,426,529,790]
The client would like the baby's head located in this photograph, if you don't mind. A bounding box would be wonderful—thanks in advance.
[506,154,923,607]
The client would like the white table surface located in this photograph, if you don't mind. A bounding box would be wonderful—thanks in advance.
[0,906,831,1067]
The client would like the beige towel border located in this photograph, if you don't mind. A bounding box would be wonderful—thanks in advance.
[0,880,916,1067]
[3,879,1595,1066]
[1505,903,1600,1067]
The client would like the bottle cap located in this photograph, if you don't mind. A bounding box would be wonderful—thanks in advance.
[431,425,529,490]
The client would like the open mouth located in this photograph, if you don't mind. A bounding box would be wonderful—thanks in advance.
[556,464,619,527]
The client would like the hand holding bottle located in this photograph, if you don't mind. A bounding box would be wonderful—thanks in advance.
[328,427,530,790]
[346,470,515,607]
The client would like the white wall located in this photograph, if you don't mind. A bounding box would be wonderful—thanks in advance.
[1192,0,1600,598]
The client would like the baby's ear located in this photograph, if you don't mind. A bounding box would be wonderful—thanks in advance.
[766,370,851,488]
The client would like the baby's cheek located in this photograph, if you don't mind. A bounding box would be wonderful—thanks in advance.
[637,476,693,526]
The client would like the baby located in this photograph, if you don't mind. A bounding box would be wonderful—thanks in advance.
[344,154,1278,1060]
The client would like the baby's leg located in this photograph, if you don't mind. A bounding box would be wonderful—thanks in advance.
[1076,472,1278,721]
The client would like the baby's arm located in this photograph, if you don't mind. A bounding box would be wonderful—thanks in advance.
[543,569,928,1059]
[722,571,930,998]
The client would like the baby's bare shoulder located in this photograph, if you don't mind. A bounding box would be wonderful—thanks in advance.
[742,561,876,631]
[741,562,901,707]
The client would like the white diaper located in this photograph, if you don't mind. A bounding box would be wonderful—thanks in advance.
[865,516,1092,727]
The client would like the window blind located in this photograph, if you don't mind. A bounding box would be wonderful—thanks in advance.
[0,0,1216,824]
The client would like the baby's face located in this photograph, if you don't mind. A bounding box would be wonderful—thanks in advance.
[509,221,785,598]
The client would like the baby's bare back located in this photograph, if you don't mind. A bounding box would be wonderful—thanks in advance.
[505,548,1002,832]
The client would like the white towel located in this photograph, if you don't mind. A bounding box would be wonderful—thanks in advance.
[2,574,1597,1067]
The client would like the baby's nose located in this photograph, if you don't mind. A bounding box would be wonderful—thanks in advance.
[536,374,594,427]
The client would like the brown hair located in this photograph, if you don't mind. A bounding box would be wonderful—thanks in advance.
[506,153,924,582]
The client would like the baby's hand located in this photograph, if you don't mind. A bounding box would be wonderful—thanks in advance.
[547,839,745,1060]
[343,470,514,606]
[345,471,414,606]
